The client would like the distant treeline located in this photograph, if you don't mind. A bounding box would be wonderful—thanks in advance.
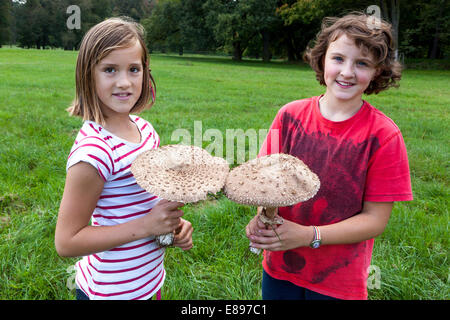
[0,0,448,61]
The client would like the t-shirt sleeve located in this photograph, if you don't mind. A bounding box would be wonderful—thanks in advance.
[364,131,413,202]
[66,139,113,182]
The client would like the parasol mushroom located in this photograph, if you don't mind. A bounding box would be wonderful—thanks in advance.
[131,144,230,247]
[223,153,320,254]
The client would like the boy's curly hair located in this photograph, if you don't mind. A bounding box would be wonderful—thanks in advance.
[303,12,401,95]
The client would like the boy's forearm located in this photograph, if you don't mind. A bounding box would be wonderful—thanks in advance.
[319,202,393,246]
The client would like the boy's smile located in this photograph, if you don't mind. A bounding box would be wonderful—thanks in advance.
[323,34,378,107]
[94,40,143,119]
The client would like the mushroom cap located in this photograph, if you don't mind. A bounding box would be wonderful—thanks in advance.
[131,144,229,203]
[224,153,320,207]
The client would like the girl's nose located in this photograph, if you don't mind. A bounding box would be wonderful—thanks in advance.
[116,71,131,88]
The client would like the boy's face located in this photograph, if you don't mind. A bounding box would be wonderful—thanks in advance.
[323,34,378,104]
[94,40,143,119]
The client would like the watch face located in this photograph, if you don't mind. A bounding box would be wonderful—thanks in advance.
[311,240,321,249]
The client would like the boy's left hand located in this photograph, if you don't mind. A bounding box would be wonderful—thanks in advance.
[249,216,313,251]
[173,218,193,251]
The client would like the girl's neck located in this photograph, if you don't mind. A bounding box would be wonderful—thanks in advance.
[319,93,363,122]
[103,115,141,144]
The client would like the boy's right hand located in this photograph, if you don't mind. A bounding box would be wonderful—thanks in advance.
[245,207,270,239]
[142,199,185,237]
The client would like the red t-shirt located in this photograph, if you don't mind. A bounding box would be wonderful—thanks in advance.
[259,96,413,300]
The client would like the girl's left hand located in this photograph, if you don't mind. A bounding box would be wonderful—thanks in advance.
[249,216,313,251]
[173,218,193,251]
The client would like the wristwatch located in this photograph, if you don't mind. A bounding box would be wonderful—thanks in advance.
[310,226,322,249]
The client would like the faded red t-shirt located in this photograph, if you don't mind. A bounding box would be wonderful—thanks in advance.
[259,96,413,300]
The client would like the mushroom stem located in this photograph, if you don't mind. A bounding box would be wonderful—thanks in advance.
[156,225,183,247]
[258,207,284,225]
[156,233,174,247]
[263,207,277,220]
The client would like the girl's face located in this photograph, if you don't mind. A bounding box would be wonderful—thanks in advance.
[94,40,143,119]
[323,34,378,104]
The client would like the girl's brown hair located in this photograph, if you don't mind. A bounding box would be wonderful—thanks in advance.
[67,17,156,125]
[303,12,401,94]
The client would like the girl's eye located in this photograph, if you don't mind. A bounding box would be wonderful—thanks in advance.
[105,67,116,73]
[357,61,368,67]
[332,56,343,62]
[130,67,140,73]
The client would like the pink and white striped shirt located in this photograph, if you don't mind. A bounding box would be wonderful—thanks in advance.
[66,115,164,300]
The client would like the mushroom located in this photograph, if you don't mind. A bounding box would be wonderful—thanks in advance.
[131,144,229,247]
[223,153,320,254]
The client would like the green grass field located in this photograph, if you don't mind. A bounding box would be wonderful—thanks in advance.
[0,47,448,300]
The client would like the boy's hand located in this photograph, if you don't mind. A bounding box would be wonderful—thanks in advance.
[248,218,313,251]
[245,206,274,239]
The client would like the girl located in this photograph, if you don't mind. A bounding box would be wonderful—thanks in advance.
[246,13,413,300]
[55,17,193,300]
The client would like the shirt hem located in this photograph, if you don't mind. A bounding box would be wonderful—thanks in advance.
[263,264,368,300]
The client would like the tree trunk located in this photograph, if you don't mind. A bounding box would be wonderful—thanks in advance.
[429,32,440,59]
[232,41,242,61]
[429,3,443,59]
[391,0,400,60]
[262,30,271,62]
[380,0,400,60]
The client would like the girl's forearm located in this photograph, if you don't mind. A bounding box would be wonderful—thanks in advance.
[55,217,148,257]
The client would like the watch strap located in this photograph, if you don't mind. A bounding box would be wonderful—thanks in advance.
[310,226,322,248]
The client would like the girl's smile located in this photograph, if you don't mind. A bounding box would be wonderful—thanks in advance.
[112,92,133,100]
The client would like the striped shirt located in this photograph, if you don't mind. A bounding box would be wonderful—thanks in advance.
[66,115,164,300]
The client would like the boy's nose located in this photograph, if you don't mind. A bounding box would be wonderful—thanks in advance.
[340,63,355,78]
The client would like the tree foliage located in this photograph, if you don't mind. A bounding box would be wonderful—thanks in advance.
[1,0,449,60]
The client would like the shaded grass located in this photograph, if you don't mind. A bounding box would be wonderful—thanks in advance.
[0,48,448,300]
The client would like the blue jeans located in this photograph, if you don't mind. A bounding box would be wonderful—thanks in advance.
[76,288,89,300]
[262,269,339,300]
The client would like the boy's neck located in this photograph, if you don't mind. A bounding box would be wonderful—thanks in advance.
[319,93,364,122]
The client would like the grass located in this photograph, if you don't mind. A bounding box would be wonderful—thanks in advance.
[0,47,449,300]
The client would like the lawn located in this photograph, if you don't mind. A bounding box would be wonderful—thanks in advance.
[0,47,448,300]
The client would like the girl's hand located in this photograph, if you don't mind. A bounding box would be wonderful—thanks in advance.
[248,217,314,252]
[173,218,193,251]
[141,199,185,238]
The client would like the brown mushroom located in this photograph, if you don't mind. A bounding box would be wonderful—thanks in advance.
[224,153,320,254]
[131,144,230,247]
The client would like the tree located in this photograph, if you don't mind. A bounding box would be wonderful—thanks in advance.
[142,0,184,54]
[111,0,152,21]
[276,0,375,61]
[204,0,279,61]
[179,0,216,52]
[143,0,216,55]
[0,0,12,46]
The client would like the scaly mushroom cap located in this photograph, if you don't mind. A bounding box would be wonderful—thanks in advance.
[224,153,320,207]
[131,144,229,203]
